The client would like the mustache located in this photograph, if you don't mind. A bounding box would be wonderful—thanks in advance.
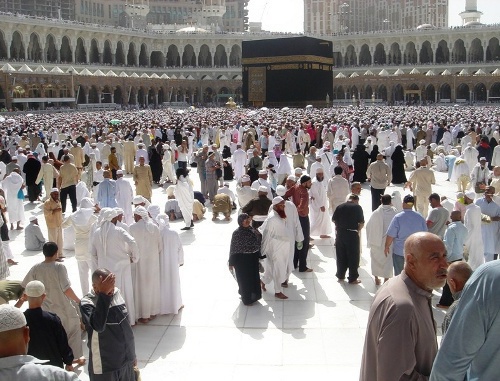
[437,270,448,277]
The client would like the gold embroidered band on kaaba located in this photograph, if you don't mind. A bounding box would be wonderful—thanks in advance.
[242,55,333,66]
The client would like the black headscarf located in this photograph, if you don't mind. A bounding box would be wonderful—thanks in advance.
[229,214,261,255]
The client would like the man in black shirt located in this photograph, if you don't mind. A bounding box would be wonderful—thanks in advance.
[23,280,74,370]
[332,194,365,284]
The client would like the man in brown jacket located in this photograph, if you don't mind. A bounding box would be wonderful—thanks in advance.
[43,189,64,260]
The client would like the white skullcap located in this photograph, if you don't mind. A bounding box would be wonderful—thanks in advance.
[272,196,284,206]
[116,170,123,175]
[287,175,297,182]
[276,185,286,197]
[258,185,268,193]
[134,206,149,219]
[25,280,45,298]
[80,197,94,209]
[294,168,303,175]
[51,188,59,193]
[29,216,38,222]
[479,157,487,161]
[419,139,426,145]
[258,169,267,175]
[11,156,17,160]
[241,175,250,182]
[316,167,324,172]
[148,205,161,219]
[0,304,27,333]
[166,185,176,197]
[464,191,476,200]
[133,196,147,205]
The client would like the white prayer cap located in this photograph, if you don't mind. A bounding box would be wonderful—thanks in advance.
[258,185,268,193]
[419,139,426,145]
[272,196,284,206]
[316,167,324,172]
[294,168,303,175]
[166,185,176,197]
[157,214,170,229]
[287,175,297,182]
[456,192,464,199]
[241,175,250,182]
[479,157,487,161]
[0,304,26,333]
[80,197,94,209]
[134,206,149,219]
[113,207,124,216]
[116,170,123,175]
[133,196,147,205]
[11,156,17,160]
[25,281,45,298]
[29,216,38,222]
[276,185,286,197]
[51,188,59,193]
[323,141,331,147]
[148,205,161,220]
[258,169,267,175]
[464,190,476,200]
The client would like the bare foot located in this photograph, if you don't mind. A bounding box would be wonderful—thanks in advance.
[275,292,288,299]
[138,318,150,324]
[320,235,331,238]
[260,280,266,291]
[348,280,362,284]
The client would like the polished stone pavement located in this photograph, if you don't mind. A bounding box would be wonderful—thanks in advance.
[6,160,457,380]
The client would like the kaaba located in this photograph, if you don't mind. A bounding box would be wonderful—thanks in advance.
[242,36,333,107]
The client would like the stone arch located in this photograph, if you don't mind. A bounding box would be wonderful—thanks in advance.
[389,42,402,65]
[344,44,357,66]
[373,43,386,65]
[88,85,99,103]
[424,84,435,103]
[114,86,124,105]
[419,41,432,64]
[334,85,344,99]
[45,34,57,62]
[28,84,41,98]
[147,88,155,105]
[12,85,26,98]
[129,87,137,105]
[214,44,228,67]
[150,51,165,68]
[440,83,451,100]
[474,82,487,102]
[138,87,146,106]
[43,84,56,98]
[182,44,196,67]
[229,44,241,66]
[203,87,214,103]
[404,42,417,65]
[60,36,72,63]
[456,83,470,100]
[359,44,371,65]
[376,85,388,101]
[127,42,137,66]
[58,84,70,98]
[101,85,113,103]
[0,85,5,106]
[198,44,212,67]
[139,43,148,67]
[469,38,483,63]
[75,37,87,64]
[0,31,7,59]
[486,37,500,62]
[10,31,25,60]
[435,40,449,64]
[89,39,100,64]
[158,86,166,104]
[452,39,466,63]
[490,82,500,100]
[115,41,126,65]
[76,85,86,104]
[363,85,373,99]
[28,32,43,61]
[166,45,180,67]
[393,84,404,102]
[103,40,113,64]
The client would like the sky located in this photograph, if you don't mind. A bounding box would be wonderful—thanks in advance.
[247,0,498,33]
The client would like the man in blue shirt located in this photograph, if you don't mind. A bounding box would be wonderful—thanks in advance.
[385,194,427,275]
[430,260,500,381]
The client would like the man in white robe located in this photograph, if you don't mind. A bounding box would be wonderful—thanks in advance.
[309,169,332,238]
[462,143,479,172]
[174,169,194,230]
[90,208,139,325]
[129,207,162,323]
[156,215,184,315]
[259,197,296,299]
[366,195,397,285]
[463,191,484,270]
[474,187,500,262]
[160,144,176,184]
[2,169,25,229]
[231,144,247,182]
[236,175,257,208]
[115,170,134,225]
[327,166,350,213]
[35,156,59,200]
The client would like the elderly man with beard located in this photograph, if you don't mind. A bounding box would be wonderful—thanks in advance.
[259,197,295,299]
[285,175,313,272]
[333,194,365,284]
[360,232,449,381]
[309,168,332,238]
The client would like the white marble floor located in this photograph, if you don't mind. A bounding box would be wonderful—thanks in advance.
[6,160,456,381]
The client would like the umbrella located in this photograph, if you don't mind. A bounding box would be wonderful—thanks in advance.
[281,107,290,111]
[26,113,34,117]
[260,107,269,111]
[109,119,122,125]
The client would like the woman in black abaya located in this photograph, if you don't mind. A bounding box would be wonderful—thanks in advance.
[352,144,370,183]
[228,213,262,306]
[391,145,407,184]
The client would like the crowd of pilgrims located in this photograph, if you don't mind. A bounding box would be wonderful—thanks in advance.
[0,104,499,374]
